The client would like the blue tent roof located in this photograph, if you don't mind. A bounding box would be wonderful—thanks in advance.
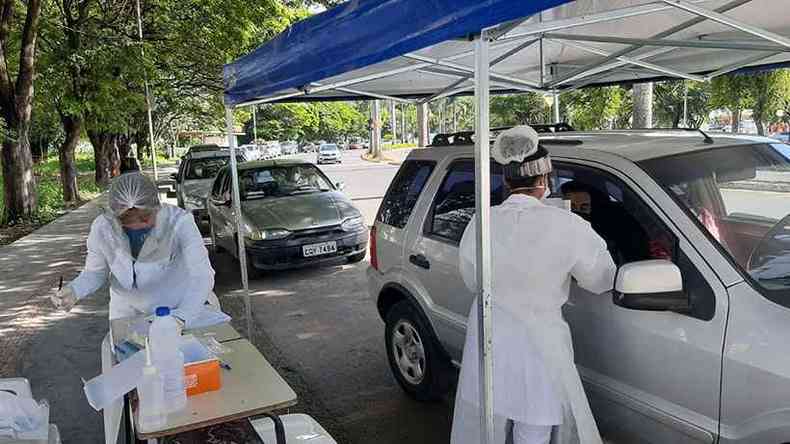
[223,0,572,106]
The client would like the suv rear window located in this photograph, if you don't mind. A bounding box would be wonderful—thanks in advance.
[377,160,435,229]
[426,160,505,243]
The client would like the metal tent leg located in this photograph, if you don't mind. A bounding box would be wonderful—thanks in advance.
[473,30,494,444]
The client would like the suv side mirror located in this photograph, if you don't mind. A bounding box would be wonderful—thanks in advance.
[169,172,178,181]
[613,260,690,313]
[335,181,346,191]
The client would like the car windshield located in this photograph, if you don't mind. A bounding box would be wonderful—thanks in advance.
[641,143,790,303]
[240,164,333,200]
[320,145,338,152]
[186,156,236,180]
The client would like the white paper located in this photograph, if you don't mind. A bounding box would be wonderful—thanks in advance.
[185,308,232,330]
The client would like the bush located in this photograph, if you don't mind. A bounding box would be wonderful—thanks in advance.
[0,153,101,226]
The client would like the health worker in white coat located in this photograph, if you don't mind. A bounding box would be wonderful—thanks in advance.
[51,172,217,324]
[450,126,617,444]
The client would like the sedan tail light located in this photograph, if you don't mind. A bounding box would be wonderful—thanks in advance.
[370,225,378,271]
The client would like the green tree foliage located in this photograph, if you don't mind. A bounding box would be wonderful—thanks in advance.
[743,70,790,135]
[246,102,366,143]
[653,80,711,128]
[490,93,551,127]
[563,86,626,130]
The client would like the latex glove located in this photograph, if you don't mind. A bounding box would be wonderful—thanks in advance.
[51,285,78,312]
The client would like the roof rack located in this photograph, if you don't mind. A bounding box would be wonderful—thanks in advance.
[631,127,715,144]
[429,123,576,147]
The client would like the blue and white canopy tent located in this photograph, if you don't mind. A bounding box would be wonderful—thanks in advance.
[222,1,790,442]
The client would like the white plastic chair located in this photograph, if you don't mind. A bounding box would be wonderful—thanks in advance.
[250,413,337,444]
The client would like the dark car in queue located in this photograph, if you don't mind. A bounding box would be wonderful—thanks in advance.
[207,159,368,276]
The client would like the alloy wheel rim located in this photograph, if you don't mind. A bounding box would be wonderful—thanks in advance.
[392,319,426,385]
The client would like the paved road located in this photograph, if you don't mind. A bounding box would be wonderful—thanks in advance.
[210,148,456,444]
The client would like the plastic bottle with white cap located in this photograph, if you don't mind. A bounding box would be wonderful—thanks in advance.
[137,337,166,431]
[149,306,187,413]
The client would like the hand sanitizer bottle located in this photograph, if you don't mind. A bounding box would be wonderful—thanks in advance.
[137,338,166,431]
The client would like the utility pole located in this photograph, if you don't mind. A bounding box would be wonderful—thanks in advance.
[252,105,258,145]
[401,103,406,143]
[682,81,689,128]
[135,0,157,180]
[553,92,561,123]
[389,100,397,146]
[371,100,381,159]
[417,103,429,147]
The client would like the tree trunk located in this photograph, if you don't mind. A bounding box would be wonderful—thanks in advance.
[632,83,653,128]
[1,121,38,221]
[59,115,81,204]
[732,108,741,133]
[88,130,114,188]
[755,119,765,136]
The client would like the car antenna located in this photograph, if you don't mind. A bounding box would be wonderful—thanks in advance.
[696,128,714,144]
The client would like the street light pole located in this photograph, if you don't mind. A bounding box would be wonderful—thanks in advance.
[252,105,258,145]
[135,0,158,181]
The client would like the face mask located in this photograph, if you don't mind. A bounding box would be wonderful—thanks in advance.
[541,185,551,200]
[124,226,153,258]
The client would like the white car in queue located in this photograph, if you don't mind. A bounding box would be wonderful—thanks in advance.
[368,129,790,444]
[316,143,341,164]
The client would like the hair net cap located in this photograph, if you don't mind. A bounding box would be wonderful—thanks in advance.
[492,126,540,165]
[493,126,552,179]
[109,172,161,216]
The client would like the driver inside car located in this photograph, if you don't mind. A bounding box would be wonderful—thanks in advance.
[560,180,651,264]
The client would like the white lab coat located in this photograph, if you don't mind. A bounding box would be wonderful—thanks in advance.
[451,194,616,444]
[69,204,216,321]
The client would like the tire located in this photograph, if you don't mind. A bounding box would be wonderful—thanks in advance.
[346,251,366,264]
[235,237,263,280]
[385,301,451,401]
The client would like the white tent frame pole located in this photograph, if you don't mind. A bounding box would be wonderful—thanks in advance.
[704,51,783,79]
[662,0,790,49]
[547,0,753,87]
[498,0,709,43]
[419,38,541,104]
[225,106,253,340]
[473,30,494,444]
[419,68,546,94]
[404,54,541,89]
[552,47,676,87]
[553,92,561,123]
[555,40,705,82]
[332,86,414,103]
[544,33,790,52]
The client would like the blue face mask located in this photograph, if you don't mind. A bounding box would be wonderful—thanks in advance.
[124,226,153,258]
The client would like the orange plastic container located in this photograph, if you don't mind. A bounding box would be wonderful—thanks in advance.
[184,358,221,397]
[180,335,222,397]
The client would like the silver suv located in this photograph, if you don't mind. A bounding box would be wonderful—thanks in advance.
[367,130,790,444]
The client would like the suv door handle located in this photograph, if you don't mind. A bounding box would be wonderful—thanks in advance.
[409,254,430,270]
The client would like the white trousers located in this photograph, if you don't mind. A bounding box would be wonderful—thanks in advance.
[513,422,552,444]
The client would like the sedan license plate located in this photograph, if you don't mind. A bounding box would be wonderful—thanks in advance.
[303,241,338,257]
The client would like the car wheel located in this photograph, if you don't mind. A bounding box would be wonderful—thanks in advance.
[346,251,366,263]
[385,301,451,401]
[235,237,263,280]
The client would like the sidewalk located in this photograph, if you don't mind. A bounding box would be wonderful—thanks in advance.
[0,195,110,443]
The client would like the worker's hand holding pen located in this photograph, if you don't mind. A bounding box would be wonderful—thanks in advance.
[51,276,78,312]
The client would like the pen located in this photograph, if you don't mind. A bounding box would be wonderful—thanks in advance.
[58,276,63,291]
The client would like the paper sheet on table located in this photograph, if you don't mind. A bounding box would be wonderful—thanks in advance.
[184,307,232,330]
[84,349,147,411]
